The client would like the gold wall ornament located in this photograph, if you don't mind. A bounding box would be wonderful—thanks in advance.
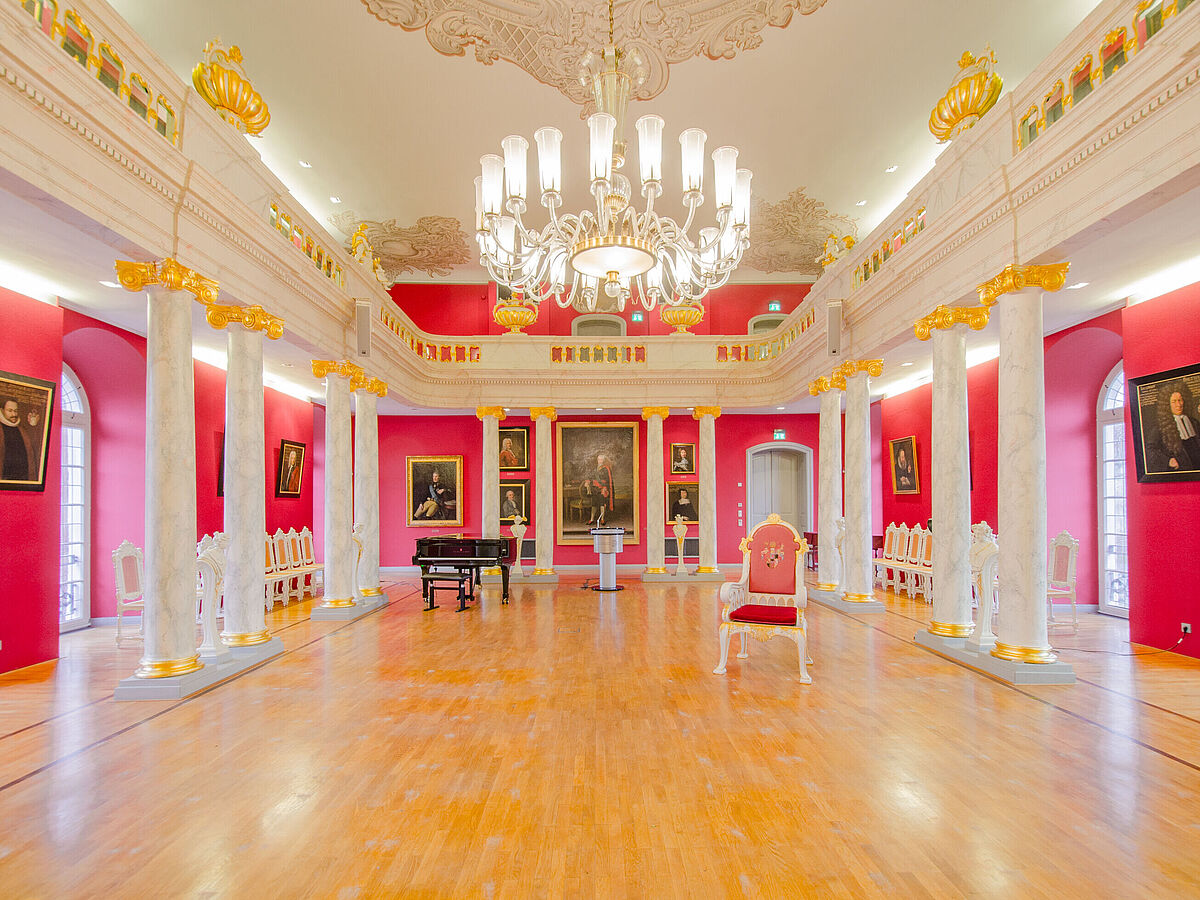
[192,39,270,136]
[641,407,670,420]
[913,305,991,341]
[693,406,722,419]
[660,301,705,334]
[529,407,557,422]
[976,262,1070,306]
[834,359,884,379]
[476,406,506,420]
[114,258,219,304]
[493,297,538,333]
[807,374,845,395]
[311,359,367,385]
[928,47,1003,143]
[205,303,284,339]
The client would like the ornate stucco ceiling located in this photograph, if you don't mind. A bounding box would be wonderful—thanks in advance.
[328,212,470,279]
[745,187,857,277]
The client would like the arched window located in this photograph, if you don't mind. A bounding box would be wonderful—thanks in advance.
[572,314,625,337]
[1096,361,1128,617]
[60,364,90,631]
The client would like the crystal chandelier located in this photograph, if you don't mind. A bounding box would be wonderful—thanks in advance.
[474,1,752,314]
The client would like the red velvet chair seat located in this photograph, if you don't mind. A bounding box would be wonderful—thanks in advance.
[729,604,798,626]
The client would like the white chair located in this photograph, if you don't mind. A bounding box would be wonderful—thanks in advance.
[300,527,323,588]
[264,533,283,611]
[271,528,295,606]
[1047,530,1079,632]
[112,540,145,646]
[899,525,927,598]
[914,528,934,602]
[874,523,898,587]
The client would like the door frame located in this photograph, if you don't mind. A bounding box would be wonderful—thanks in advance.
[744,441,815,534]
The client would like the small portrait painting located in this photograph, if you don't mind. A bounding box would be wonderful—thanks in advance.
[666,480,700,524]
[275,440,306,497]
[408,455,464,526]
[669,442,696,475]
[1129,363,1200,482]
[889,436,920,495]
[499,480,529,524]
[499,426,529,472]
[0,369,56,492]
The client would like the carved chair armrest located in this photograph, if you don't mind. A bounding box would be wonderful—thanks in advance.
[718,581,747,621]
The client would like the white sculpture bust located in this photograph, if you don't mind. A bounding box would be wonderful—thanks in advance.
[510,514,527,577]
[673,514,688,576]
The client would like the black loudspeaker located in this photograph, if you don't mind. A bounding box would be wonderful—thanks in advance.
[355,300,372,358]
[826,299,842,357]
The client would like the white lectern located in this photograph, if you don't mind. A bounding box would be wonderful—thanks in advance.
[590,527,625,592]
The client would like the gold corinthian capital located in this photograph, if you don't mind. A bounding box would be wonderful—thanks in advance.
[641,407,670,420]
[834,359,883,380]
[913,305,990,341]
[976,263,1070,306]
[808,374,846,395]
[114,258,220,305]
[529,407,557,422]
[476,406,506,420]
[692,406,722,419]
[205,303,285,339]
[312,359,367,389]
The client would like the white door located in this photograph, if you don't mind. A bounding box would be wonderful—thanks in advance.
[746,446,809,532]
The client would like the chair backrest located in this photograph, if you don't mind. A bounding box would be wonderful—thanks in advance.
[894,526,912,563]
[743,514,805,597]
[1048,530,1079,588]
[906,526,927,565]
[287,528,304,570]
[882,523,897,560]
[112,539,144,602]
[300,527,317,566]
[272,528,291,569]
[265,534,278,573]
[921,529,933,567]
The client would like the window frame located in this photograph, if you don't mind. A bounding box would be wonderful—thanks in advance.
[59,363,91,632]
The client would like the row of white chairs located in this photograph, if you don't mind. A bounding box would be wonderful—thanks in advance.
[266,527,323,610]
[874,522,934,601]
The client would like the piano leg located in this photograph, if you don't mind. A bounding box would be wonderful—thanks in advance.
[501,563,510,604]
[456,574,469,612]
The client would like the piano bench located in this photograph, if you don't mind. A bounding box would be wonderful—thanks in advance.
[420,570,474,612]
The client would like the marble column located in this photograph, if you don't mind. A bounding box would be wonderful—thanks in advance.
[477,407,505,542]
[979,264,1069,663]
[809,377,844,592]
[917,308,988,638]
[215,306,283,646]
[642,407,669,575]
[354,379,386,598]
[693,407,721,573]
[114,259,218,678]
[839,361,882,602]
[313,360,359,609]
[530,407,557,575]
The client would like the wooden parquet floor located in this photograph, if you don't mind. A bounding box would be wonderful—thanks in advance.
[2,577,1200,899]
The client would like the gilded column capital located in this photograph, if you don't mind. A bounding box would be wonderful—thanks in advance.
[311,359,366,385]
[808,374,846,395]
[529,407,557,421]
[206,303,285,339]
[914,305,990,341]
[476,406,506,421]
[834,359,883,380]
[114,258,220,304]
[693,406,722,420]
[976,262,1070,306]
[358,377,388,398]
[641,406,670,420]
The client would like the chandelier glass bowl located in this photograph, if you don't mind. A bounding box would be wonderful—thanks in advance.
[474,44,751,314]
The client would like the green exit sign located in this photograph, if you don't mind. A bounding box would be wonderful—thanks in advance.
[773,429,786,440]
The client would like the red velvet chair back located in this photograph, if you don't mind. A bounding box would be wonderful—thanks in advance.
[747,522,798,595]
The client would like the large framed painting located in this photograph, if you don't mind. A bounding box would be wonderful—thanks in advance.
[408,454,464,525]
[669,442,696,475]
[0,369,55,492]
[889,436,919,494]
[666,480,699,524]
[556,421,640,544]
[1129,362,1200,482]
[275,439,306,498]
[499,425,530,472]
[499,479,529,524]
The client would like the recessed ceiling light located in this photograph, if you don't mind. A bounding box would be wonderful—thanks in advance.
[776,406,785,411]
[901,361,914,367]
[884,165,899,173]
[99,280,120,288]
[1066,281,1089,290]
[595,407,604,411]
[330,196,342,204]
[280,362,294,368]
[298,160,312,168]
[503,407,511,412]
[855,199,867,207]
[686,407,694,411]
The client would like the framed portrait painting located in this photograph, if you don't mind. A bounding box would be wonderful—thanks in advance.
[556,422,640,544]
[0,369,55,492]
[408,454,464,525]
[275,440,306,497]
[1129,362,1200,482]
[666,480,699,524]
[889,436,919,494]
[668,442,696,475]
[499,426,530,472]
[499,479,529,524]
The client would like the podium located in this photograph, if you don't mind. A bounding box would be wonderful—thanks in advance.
[590,527,625,592]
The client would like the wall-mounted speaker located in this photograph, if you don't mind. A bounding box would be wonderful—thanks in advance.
[827,299,842,357]
[355,300,372,358]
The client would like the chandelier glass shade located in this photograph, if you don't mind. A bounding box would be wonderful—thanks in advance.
[474,44,752,314]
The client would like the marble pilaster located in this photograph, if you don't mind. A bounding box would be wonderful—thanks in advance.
[313,360,360,611]
[693,407,721,573]
[839,361,882,604]
[809,377,844,593]
[642,407,669,576]
[355,379,387,598]
[477,407,505,542]
[530,407,557,577]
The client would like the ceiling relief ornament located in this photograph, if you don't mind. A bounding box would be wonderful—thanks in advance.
[929,47,1002,143]
[743,187,856,277]
[331,212,471,280]
[360,0,829,105]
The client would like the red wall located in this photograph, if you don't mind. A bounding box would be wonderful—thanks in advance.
[0,289,62,674]
[1123,283,1200,657]
[389,282,812,337]
[880,311,1124,613]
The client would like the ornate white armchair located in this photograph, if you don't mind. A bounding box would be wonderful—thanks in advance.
[713,514,811,683]
[112,539,145,646]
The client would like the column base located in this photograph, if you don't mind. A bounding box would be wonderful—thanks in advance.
[531,568,556,576]
[221,628,271,647]
[808,588,885,614]
[511,571,559,584]
[991,640,1058,665]
[914,630,1075,684]
[134,654,203,679]
[929,620,974,638]
[310,594,388,622]
[317,596,356,609]
[116,638,284,701]
[644,567,668,575]
[360,587,385,598]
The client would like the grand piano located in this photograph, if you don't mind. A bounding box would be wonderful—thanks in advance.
[412,535,515,611]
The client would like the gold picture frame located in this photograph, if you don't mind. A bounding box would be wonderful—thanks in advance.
[556,421,640,545]
[889,436,920,495]
[407,454,464,526]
